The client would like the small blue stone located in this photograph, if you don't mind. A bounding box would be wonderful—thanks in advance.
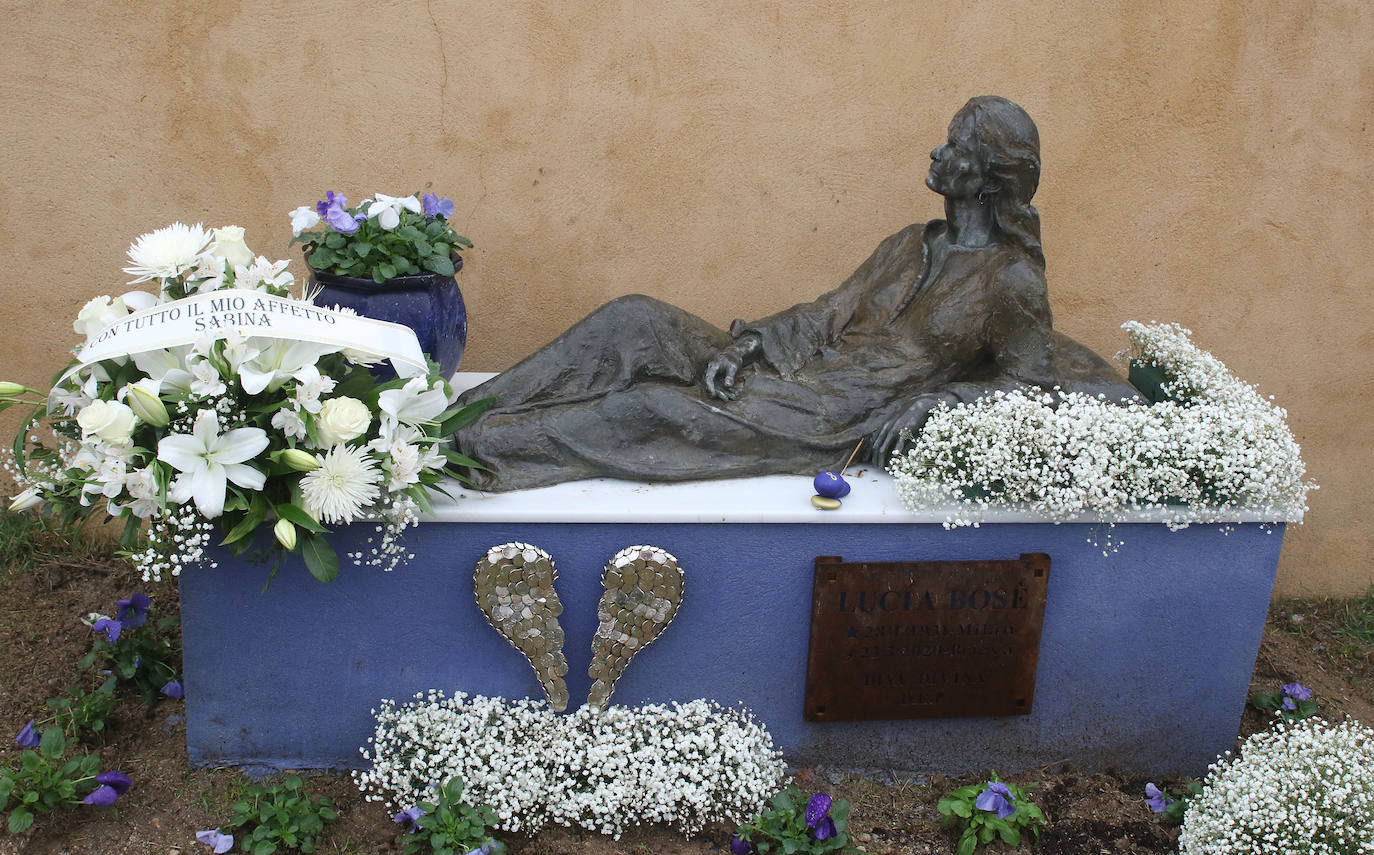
[813,471,851,498]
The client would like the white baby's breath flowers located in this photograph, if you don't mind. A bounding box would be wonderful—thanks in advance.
[300,444,382,524]
[354,693,784,839]
[1180,717,1374,854]
[888,322,1313,534]
[123,222,212,283]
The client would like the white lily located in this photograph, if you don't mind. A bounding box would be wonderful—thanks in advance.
[234,256,295,293]
[378,377,448,426]
[365,194,423,230]
[238,340,336,395]
[157,409,269,519]
[132,347,194,397]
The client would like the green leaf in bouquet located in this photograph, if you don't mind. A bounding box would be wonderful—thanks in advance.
[301,533,339,583]
[220,496,268,546]
[119,514,143,549]
[274,503,327,534]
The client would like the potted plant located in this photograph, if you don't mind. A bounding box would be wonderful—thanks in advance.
[289,191,474,379]
[3,222,492,585]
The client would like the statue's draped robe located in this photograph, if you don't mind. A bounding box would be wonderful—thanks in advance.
[456,221,1139,490]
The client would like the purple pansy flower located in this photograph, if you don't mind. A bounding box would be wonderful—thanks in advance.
[15,719,39,748]
[464,844,493,855]
[325,203,360,235]
[393,805,425,833]
[422,193,455,219]
[315,191,347,218]
[1282,682,1313,702]
[161,679,185,699]
[1144,782,1173,813]
[805,792,832,827]
[975,781,1016,820]
[116,593,151,628]
[196,828,235,854]
[1282,696,1297,711]
[729,833,755,854]
[814,815,837,840]
[96,770,132,795]
[93,616,122,644]
[83,785,119,806]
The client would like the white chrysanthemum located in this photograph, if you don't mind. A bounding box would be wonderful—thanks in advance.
[124,222,213,283]
[300,444,381,524]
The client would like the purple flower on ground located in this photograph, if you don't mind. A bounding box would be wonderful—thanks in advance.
[96,770,131,794]
[325,203,360,235]
[814,815,837,840]
[805,792,833,827]
[464,844,493,855]
[975,781,1016,820]
[116,593,151,627]
[393,805,424,833]
[315,191,347,218]
[15,719,39,748]
[1144,782,1174,813]
[729,833,754,854]
[92,616,122,644]
[196,828,235,853]
[161,679,185,699]
[1282,682,1313,702]
[422,193,455,219]
[83,785,119,806]
[1282,696,1297,711]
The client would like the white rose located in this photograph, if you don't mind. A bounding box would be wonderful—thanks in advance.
[74,295,129,342]
[210,225,253,268]
[315,397,371,447]
[76,399,138,444]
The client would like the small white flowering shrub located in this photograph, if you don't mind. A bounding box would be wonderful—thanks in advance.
[1180,717,1374,855]
[889,322,1313,530]
[355,692,785,839]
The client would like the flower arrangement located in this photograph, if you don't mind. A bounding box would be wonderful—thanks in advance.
[289,191,473,283]
[3,223,491,583]
[355,692,785,839]
[1179,716,1374,854]
[888,322,1313,532]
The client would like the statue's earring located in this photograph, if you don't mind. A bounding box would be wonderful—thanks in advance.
[474,542,570,712]
[586,545,684,712]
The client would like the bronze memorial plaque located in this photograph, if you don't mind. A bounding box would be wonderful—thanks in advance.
[804,554,1050,721]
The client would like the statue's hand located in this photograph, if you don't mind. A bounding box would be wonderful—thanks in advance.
[703,334,761,401]
[703,349,744,400]
[869,392,958,467]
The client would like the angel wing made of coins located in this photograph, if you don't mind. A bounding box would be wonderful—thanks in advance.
[587,544,684,712]
[472,542,571,712]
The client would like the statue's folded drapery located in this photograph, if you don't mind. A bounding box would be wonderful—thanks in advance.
[455,219,1140,491]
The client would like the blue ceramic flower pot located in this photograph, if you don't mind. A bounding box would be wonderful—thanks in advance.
[308,258,467,380]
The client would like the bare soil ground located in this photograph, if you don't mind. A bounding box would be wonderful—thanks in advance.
[2,529,1370,855]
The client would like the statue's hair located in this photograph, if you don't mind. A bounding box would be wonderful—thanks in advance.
[959,96,1044,268]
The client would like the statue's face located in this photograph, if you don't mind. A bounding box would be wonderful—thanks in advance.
[926,111,987,201]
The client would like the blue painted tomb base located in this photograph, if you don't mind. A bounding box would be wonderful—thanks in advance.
[181,471,1289,778]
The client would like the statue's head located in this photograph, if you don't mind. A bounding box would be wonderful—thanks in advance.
[929,96,1044,265]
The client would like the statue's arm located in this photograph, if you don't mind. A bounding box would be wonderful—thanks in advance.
[868,257,1055,465]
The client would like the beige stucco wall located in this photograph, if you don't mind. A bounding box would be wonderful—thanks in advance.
[1,1,1369,596]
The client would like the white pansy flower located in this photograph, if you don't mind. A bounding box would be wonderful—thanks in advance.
[365,193,423,230]
[209,225,253,269]
[289,206,321,237]
[123,222,212,284]
[379,377,448,426]
[157,409,268,519]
